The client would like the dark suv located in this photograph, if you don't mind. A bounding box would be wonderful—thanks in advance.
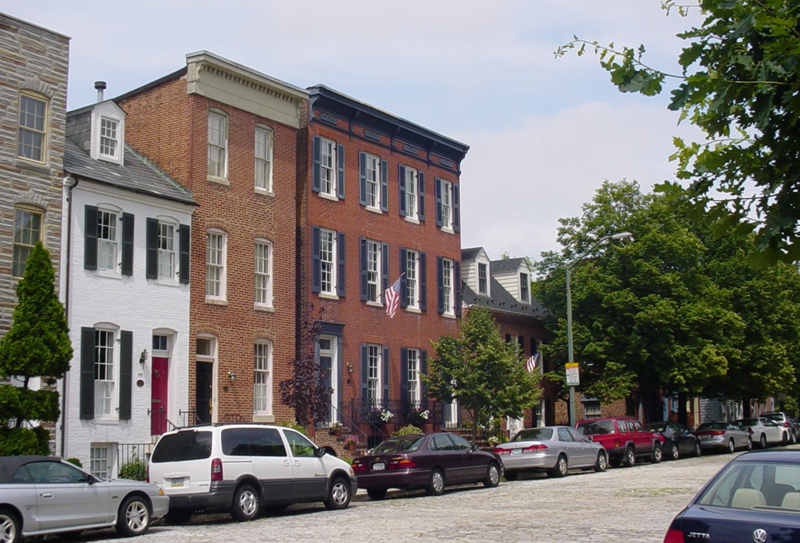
[576,416,665,467]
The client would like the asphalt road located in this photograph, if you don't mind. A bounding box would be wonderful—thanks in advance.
[64,444,800,543]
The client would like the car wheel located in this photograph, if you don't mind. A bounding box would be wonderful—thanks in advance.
[694,440,702,457]
[760,434,767,449]
[594,451,607,472]
[426,469,445,496]
[622,446,636,467]
[484,463,501,488]
[116,495,151,537]
[163,509,193,525]
[727,438,736,454]
[231,483,260,521]
[668,443,679,461]
[0,508,20,543]
[784,432,791,445]
[324,476,352,510]
[549,455,568,478]
[367,488,388,500]
[504,471,519,482]
[651,444,663,463]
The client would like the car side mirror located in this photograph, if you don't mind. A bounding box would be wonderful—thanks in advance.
[586,435,593,442]
[317,446,338,458]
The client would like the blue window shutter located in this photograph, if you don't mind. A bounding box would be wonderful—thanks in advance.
[312,136,321,193]
[420,350,428,407]
[312,226,321,293]
[84,205,98,271]
[382,346,390,403]
[179,224,190,284]
[360,344,368,400]
[453,183,460,232]
[436,256,444,314]
[337,143,345,199]
[146,218,158,280]
[119,330,133,421]
[434,178,443,227]
[359,238,367,301]
[80,328,95,420]
[400,347,409,412]
[380,159,389,212]
[381,242,389,295]
[121,213,134,276]
[358,152,367,206]
[398,165,407,217]
[418,172,425,222]
[454,260,462,317]
[337,232,346,297]
[399,247,407,308]
[420,252,427,312]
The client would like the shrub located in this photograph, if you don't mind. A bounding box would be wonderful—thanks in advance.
[119,458,147,481]
[392,424,423,437]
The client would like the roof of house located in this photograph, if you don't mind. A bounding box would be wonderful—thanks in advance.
[461,247,483,261]
[462,276,547,319]
[490,257,528,275]
[64,138,196,206]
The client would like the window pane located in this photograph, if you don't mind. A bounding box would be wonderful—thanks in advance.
[13,209,42,277]
[18,95,46,161]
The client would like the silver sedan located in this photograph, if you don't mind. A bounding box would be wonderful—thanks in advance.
[0,455,169,543]
[491,426,607,480]
[693,421,753,453]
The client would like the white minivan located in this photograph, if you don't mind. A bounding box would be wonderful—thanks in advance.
[148,424,356,523]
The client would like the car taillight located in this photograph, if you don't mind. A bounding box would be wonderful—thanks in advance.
[211,458,223,482]
[492,448,511,455]
[748,428,754,434]
[523,444,548,452]
[663,529,685,543]
[351,460,367,474]
[388,457,417,470]
[784,421,790,427]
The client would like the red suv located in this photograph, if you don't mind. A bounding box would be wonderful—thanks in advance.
[576,417,665,467]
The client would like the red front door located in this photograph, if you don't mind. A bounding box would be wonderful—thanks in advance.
[151,357,169,435]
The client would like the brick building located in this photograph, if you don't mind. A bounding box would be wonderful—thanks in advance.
[300,85,469,446]
[115,51,307,426]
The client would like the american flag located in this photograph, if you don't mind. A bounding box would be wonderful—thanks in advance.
[526,351,541,373]
[384,277,401,318]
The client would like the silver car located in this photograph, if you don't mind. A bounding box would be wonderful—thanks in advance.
[491,426,607,480]
[0,455,169,543]
[693,421,753,453]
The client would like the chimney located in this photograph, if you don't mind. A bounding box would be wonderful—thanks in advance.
[95,81,107,103]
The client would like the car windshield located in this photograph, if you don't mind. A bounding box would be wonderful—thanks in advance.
[371,436,424,454]
[738,419,760,426]
[151,430,212,462]
[764,414,784,422]
[577,420,615,435]
[698,460,800,511]
[511,428,553,442]
[697,422,728,431]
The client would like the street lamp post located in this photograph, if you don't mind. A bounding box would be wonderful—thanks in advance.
[566,232,634,427]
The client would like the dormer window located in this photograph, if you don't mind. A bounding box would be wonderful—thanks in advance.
[520,272,530,303]
[90,101,125,165]
[100,117,119,159]
[478,262,488,295]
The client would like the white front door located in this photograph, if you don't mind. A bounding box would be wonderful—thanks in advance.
[319,335,338,424]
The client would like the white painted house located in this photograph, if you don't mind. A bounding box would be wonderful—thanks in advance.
[58,89,196,477]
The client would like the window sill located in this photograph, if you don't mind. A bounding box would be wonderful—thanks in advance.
[318,292,340,301]
[365,206,383,215]
[404,216,420,225]
[207,176,230,186]
[253,413,275,423]
[255,188,274,197]
[442,312,457,320]
[441,226,455,235]
[405,306,421,314]
[13,157,50,174]
[95,270,122,280]
[366,300,384,308]
[205,298,229,306]
[154,278,180,287]
[319,192,339,202]
[254,303,275,312]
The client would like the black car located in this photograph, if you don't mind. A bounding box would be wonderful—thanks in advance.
[646,421,701,460]
[663,450,800,543]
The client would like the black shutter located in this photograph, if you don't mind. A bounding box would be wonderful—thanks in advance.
[453,183,460,232]
[337,232,346,297]
[337,143,345,199]
[80,327,95,420]
[400,348,409,412]
[312,136,321,193]
[146,218,158,279]
[398,165,407,217]
[358,152,367,206]
[420,350,428,407]
[360,344,368,401]
[119,330,133,421]
[420,252,427,312]
[380,160,388,212]
[381,242,389,297]
[359,238,368,301]
[454,260,462,317]
[382,346,390,405]
[179,224,190,284]
[84,205,98,271]
[436,256,444,314]
[418,172,425,222]
[121,213,134,276]
[399,248,407,308]
[435,178,443,227]
[312,226,321,293]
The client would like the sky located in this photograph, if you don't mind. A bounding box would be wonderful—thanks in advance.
[4,0,705,261]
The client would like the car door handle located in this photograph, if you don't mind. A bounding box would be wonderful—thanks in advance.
[40,492,54,498]
[293,461,301,467]
[282,460,290,467]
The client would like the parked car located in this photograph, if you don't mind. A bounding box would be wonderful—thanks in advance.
[491,426,607,479]
[761,411,797,444]
[0,455,168,542]
[693,421,752,453]
[736,417,785,448]
[351,432,502,499]
[148,424,356,523]
[662,450,800,543]
[575,416,664,467]
[646,421,702,460]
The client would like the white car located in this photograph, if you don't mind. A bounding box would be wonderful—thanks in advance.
[148,424,356,524]
[0,455,168,543]
[736,417,786,448]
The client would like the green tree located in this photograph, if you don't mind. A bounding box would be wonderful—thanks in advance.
[557,0,800,265]
[0,242,72,455]
[423,306,541,444]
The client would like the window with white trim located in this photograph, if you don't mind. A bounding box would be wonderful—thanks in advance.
[319,228,337,295]
[478,263,488,295]
[407,348,420,406]
[207,110,228,180]
[319,137,336,197]
[366,239,381,303]
[440,180,453,230]
[90,445,112,479]
[99,117,120,160]
[406,249,419,310]
[404,167,418,220]
[17,94,46,162]
[442,258,454,316]
[254,240,273,307]
[94,328,116,419]
[13,207,42,278]
[364,154,380,210]
[520,272,530,303]
[255,125,273,192]
[157,222,176,280]
[254,341,272,415]
[366,344,381,403]
[206,230,226,301]
[97,209,119,272]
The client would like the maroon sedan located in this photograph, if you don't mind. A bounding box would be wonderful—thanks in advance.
[351,432,503,500]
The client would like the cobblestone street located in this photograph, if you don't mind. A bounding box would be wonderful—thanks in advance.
[70,445,800,543]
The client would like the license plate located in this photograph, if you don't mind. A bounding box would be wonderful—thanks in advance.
[372,462,385,471]
[700,435,711,441]
[170,478,186,487]
[511,449,522,455]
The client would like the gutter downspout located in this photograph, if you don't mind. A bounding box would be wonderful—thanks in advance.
[60,174,78,457]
